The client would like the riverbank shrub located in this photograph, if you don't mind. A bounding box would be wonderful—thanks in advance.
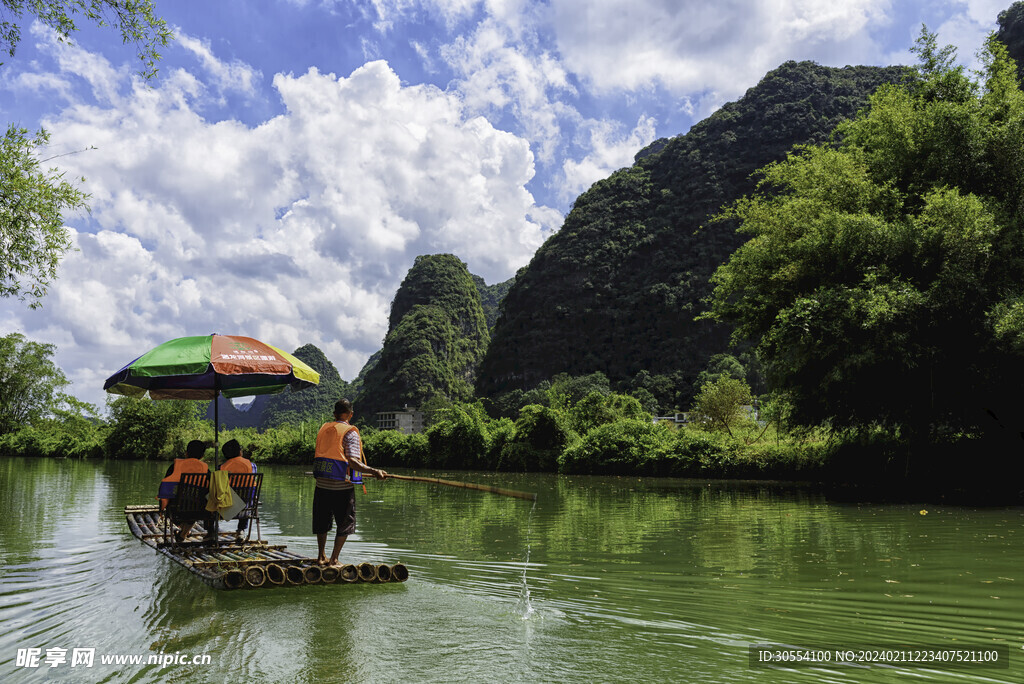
[239,424,312,464]
[104,397,203,460]
[0,417,105,460]
[498,404,577,471]
[559,419,676,475]
[424,402,491,469]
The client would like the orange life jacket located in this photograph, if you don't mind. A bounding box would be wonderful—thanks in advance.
[158,458,209,509]
[312,422,364,483]
[219,457,256,474]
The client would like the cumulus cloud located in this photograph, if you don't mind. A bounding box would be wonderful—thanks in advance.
[2,38,555,406]
[176,30,262,97]
[550,0,891,104]
[441,17,576,163]
[559,115,657,202]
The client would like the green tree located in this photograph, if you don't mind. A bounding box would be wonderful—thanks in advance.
[1,1,171,307]
[499,404,577,471]
[695,353,746,389]
[0,126,88,307]
[567,391,649,435]
[691,377,752,438]
[706,28,1024,438]
[0,332,73,433]
[104,396,203,460]
[1,0,172,77]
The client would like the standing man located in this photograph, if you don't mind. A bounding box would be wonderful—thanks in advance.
[312,398,387,567]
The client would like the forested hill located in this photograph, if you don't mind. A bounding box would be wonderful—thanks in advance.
[257,343,351,428]
[204,343,350,429]
[474,274,515,331]
[998,2,1024,80]
[476,60,911,408]
[356,254,490,418]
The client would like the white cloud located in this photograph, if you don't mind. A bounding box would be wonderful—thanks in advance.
[30,21,125,104]
[3,44,556,408]
[441,17,576,163]
[550,0,892,102]
[559,115,657,202]
[176,30,262,97]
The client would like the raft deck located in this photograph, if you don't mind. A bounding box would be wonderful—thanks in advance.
[125,504,408,590]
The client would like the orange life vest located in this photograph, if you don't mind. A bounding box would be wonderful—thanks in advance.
[312,422,364,483]
[219,457,256,474]
[158,458,209,508]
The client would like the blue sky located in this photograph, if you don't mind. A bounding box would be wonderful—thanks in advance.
[0,0,1012,408]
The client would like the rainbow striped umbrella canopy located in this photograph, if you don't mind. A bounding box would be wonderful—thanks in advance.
[103,334,320,400]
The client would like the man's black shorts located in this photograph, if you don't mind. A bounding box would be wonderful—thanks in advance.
[312,486,356,536]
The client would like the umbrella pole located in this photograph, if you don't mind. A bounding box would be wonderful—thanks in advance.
[212,388,220,544]
[213,390,220,470]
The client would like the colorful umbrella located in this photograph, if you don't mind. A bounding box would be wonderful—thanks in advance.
[104,334,319,400]
[104,334,320,462]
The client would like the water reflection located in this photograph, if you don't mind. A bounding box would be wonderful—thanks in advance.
[0,458,1021,683]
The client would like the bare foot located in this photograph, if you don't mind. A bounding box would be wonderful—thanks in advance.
[317,556,329,567]
[329,558,341,567]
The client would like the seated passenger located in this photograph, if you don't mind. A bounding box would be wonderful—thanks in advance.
[158,439,210,541]
[158,440,209,509]
[219,439,256,533]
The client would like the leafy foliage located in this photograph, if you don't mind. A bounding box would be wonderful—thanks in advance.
[0,0,172,78]
[691,377,753,437]
[0,2,171,308]
[0,332,74,434]
[706,29,1024,439]
[0,126,87,308]
[478,61,910,406]
[559,419,676,475]
[104,396,203,460]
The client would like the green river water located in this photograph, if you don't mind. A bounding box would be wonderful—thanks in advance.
[0,457,1021,683]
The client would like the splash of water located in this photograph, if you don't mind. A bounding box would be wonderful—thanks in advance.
[517,498,537,619]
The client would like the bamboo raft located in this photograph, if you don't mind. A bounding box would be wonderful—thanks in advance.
[125,504,409,590]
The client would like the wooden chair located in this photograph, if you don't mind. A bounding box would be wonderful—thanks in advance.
[162,472,264,544]
[226,472,264,543]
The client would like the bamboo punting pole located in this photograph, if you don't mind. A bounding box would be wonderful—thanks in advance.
[386,474,538,501]
[304,471,537,500]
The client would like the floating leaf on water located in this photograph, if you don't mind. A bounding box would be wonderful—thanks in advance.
[919,510,927,515]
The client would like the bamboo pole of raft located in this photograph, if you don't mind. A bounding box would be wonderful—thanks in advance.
[386,474,538,501]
